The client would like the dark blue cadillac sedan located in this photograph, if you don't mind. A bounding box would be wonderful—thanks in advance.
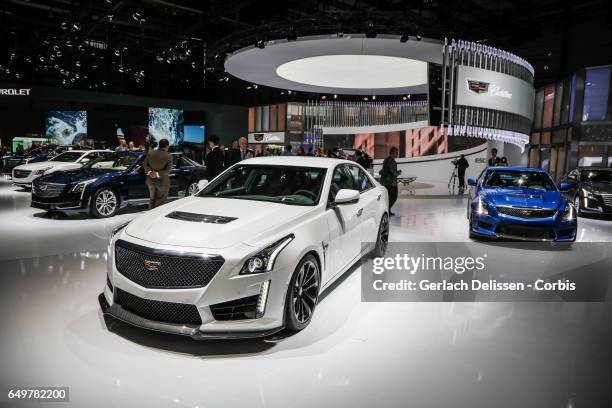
[467,167,577,242]
[31,151,207,218]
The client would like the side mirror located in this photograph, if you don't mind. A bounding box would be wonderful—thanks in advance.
[197,179,209,191]
[559,182,571,192]
[334,189,360,205]
[467,178,477,186]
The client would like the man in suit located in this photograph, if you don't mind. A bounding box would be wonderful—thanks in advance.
[488,148,501,166]
[205,134,225,181]
[143,138,172,209]
[226,136,254,166]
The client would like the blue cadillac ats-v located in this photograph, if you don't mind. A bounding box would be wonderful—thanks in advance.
[467,167,577,242]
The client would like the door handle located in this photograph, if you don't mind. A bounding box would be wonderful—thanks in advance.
[377,194,381,201]
[356,208,363,216]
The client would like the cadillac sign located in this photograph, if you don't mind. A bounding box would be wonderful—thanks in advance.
[467,79,512,99]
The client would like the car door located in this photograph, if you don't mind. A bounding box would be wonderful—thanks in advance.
[168,154,181,198]
[323,164,362,283]
[346,164,379,248]
[126,156,149,201]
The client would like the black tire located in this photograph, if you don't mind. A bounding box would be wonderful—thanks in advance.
[371,213,389,258]
[574,194,582,217]
[90,187,119,218]
[186,181,199,196]
[285,254,320,332]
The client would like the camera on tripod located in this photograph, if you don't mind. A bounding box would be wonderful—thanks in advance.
[451,158,459,167]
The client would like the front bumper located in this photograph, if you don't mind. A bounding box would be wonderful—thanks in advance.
[101,235,291,339]
[470,210,576,242]
[99,293,284,339]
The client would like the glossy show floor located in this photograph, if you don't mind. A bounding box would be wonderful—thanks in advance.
[1,177,611,408]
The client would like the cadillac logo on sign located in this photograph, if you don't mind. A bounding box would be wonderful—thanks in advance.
[143,260,161,271]
[467,80,489,94]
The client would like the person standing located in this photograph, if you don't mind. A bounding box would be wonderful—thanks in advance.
[143,138,172,210]
[205,134,225,181]
[296,146,306,156]
[380,147,401,216]
[227,137,253,166]
[115,139,128,152]
[355,150,370,168]
[488,148,501,166]
[456,154,469,189]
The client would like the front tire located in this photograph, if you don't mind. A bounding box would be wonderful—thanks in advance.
[91,188,119,218]
[285,254,320,332]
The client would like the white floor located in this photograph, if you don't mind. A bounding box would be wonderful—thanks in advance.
[1,178,611,408]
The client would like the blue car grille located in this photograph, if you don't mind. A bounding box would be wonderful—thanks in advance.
[496,224,556,240]
[496,206,556,218]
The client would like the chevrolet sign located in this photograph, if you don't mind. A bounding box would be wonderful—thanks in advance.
[0,88,31,96]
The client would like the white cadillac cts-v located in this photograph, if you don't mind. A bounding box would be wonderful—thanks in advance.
[100,156,389,338]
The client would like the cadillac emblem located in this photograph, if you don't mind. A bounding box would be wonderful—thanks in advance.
[467,79,490,94]
[143,260,161,271]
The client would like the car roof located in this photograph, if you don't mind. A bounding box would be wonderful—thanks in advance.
[61,149,110,154]
[576,167,612,171]
[240,156,348,169]
[487,167,546,172]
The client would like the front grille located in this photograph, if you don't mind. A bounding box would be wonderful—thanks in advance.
[496,206,556,218]
[114,240,224,289]
[601,193,612,207]
[32,182,65,198]
[210,295,259,321]
[115,288,202,325]
[496,223,555,240]
[13,169,31,178]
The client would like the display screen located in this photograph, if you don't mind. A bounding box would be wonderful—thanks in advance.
[45,111,87,145]
[148,107,184,148]
[183,125,205,144]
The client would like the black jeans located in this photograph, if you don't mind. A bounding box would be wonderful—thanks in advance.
[458,168,466,188]
[385,185,398,212]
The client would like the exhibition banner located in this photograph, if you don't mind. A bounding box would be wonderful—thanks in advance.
[362,242,612,302]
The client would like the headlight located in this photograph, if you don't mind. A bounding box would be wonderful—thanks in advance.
[476,196,491,215]
[582,188,595,199]
[240,234,294,275]
[562,203,575,221]
[71,178,97,193]
[35,167,53,175]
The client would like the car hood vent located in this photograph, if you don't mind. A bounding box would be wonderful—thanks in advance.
[166,211,238,224]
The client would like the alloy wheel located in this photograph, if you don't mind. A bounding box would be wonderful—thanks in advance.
[95,189,117,217]
[292,260,319,324]
[378,214,389,255]
[187,182,199,196]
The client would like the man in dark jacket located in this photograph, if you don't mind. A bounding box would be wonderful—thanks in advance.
[205,134,225,181]
[143,138,172,209]
[226,137,254,167]
[456,154,469,189]
[381,147,401,216]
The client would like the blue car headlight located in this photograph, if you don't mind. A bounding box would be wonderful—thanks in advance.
[476,196,492,216]
[240,234,294,274]
[561,203,575,222]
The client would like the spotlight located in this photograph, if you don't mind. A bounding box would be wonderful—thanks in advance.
[400,33,409,43]
[321,95,326,100]
[253,84,258,89]
[363,97,369,101]
[372,95,376,100]
[544,65,550,71]
[402,96,407,101]
[333,94,338,99]
[255,40,265,49]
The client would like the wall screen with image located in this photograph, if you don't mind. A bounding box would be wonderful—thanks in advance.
[148,107,184,148]
[45,111,87,145]
[183,125,205,144]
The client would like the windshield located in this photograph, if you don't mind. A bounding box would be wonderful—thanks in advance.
[51,152,82,162]
[84,154,138,171]
[198,165,327,206]
[581,170,612,183]
[483,170,557,191]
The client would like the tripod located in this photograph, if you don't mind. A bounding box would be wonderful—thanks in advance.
[448,164,459,190]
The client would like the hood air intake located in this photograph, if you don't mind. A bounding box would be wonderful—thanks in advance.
[166,211,237,224]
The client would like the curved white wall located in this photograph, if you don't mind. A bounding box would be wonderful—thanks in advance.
[373,143,488,186]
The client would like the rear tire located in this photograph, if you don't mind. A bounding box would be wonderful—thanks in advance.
[91,188,119,218]
[285,254,320,332]
[371,213,389,258]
